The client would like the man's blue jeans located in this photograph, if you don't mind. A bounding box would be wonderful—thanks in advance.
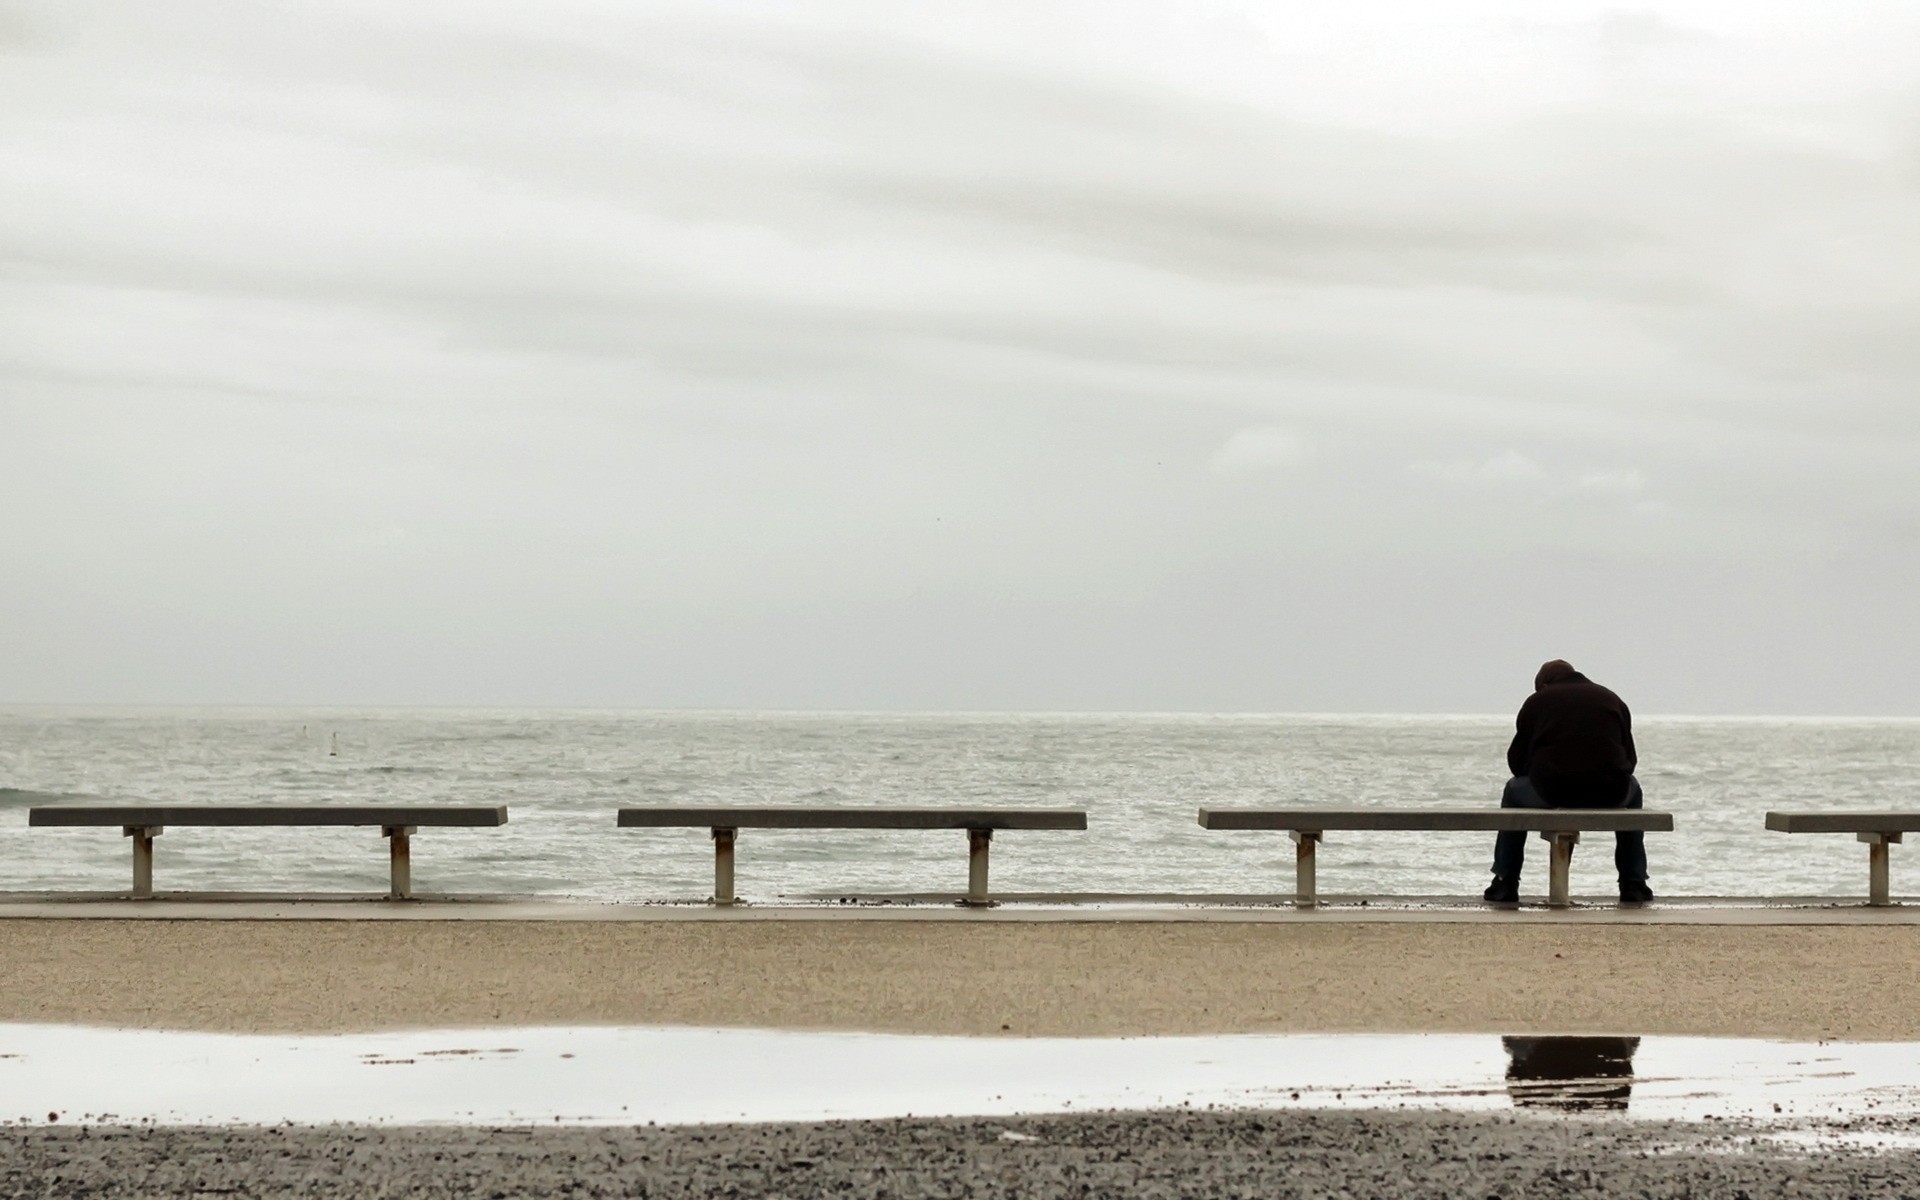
[1491,775,1648,882]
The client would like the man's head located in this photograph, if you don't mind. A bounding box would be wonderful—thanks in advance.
[1535,659,1580,689]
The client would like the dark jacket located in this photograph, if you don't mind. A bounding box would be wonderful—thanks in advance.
[1507,667,1637,807]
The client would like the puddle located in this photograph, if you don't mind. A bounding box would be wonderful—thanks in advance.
[1,1026,1918,1130]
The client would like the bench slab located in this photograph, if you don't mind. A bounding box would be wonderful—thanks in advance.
[1197,808,1673,833]
[616,807,1087,831]
[29,805,509,828]
[1765,813,1920,834]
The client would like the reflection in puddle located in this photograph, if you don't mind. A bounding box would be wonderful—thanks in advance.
[1504,1036,1640,1112]
[0,1026,1916,1132]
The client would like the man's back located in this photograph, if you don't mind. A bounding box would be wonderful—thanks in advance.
[1507,661,1636,807]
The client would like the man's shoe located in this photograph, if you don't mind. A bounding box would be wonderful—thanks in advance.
[1484,875,1519,904]
[1619,880,1653,905]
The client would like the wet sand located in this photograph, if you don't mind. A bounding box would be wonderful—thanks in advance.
[10,1111,1920,1199]
[3,918,1918,1038]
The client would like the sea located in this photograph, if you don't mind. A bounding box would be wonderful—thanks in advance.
[2,709,1916,901]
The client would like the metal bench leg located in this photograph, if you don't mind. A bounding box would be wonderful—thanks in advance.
[384,825,416,899]
[1545,832,1579,908]
[1290,831,1321,908]
[712,827,737,906]
[123,825,160,899]
[1860,832,1902,906]
[963,828,993,907]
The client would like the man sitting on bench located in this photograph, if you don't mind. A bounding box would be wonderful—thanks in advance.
[1485,659,1653,905]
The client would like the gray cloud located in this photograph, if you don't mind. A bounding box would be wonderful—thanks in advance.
[4,0,1919,713]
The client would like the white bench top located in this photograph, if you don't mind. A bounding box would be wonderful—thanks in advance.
[1766,812,1920,834]
[1197,808,1673,833]
[616,807,1086,830]
[28,805,509,827]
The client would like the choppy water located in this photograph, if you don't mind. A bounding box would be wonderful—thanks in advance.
[1,709,1917,901]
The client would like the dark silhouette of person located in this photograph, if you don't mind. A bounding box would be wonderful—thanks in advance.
[1484,660,1651,905]
[1502,1036,1640,1111]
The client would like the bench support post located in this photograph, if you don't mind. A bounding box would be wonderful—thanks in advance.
[1289,831,1321,908]
[964,828,993,907]
[1860,832,1901,906]
[383,825,416,899]
[1545,831,1579,908]
[123,825,160,899]
[712,827,737,905]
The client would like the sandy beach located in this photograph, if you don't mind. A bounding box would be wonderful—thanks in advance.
[3,917,1917,1039]
[8,918,1920,1198]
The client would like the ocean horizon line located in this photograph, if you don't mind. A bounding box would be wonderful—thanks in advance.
[2,703,1918,724]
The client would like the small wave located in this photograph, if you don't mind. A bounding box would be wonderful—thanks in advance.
[0,787,119,809]
[402,731,547,746]
[362,765,437,775]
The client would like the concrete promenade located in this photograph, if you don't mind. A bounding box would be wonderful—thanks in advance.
[3,892,1920,923]
[3,897,1919,1039]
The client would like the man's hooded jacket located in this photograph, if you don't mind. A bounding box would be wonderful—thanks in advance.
[1506,660,1636,808]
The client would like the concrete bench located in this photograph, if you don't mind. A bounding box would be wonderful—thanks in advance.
[1197,808,1676,908]
[27,804,509,899]
[1764,812,1920,905]
[615,807,1087,906]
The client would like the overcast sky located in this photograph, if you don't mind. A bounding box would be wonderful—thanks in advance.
[4,1,1919,714]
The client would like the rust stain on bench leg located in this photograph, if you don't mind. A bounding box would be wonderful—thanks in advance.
[1289,831,1320,909]
[711,827,737,906]
[1860,832,1901,906]
[1546,832,1578,909]
[962,828,993,907]
[384,826,415,900]
[122,826,159,900]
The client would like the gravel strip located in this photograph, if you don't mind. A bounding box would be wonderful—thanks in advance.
[8,1109,1920,1199]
